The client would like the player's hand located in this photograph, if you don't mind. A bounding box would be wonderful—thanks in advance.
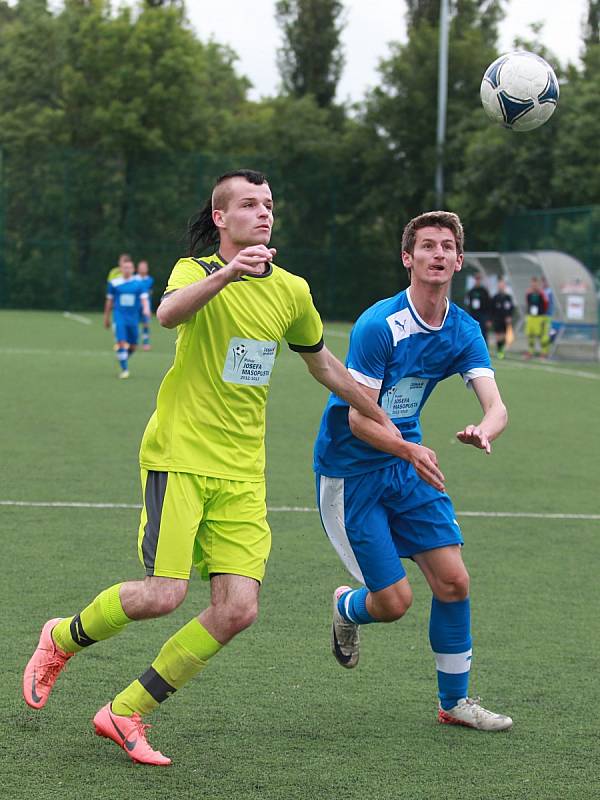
[224,246,276,280]
[103,317,110,329]
[407,443,446,492]
[456,425,491,453]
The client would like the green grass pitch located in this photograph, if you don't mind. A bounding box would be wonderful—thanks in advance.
[1,310,598,799]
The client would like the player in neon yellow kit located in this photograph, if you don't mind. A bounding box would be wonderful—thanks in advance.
[23,170,393,766]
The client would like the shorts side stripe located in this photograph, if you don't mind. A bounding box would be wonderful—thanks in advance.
[318,475,365,585]
[142,471,168,575]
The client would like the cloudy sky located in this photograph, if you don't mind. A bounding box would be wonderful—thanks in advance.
[185,0,588,101]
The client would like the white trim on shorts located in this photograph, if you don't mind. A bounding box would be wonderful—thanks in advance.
[318,475,365,585]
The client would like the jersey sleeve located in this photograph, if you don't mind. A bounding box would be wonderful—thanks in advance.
[106,281,115,299]
[346,313,393,391]
[451,325,493,387]
[165,258,208,294]
[284,279,324,352]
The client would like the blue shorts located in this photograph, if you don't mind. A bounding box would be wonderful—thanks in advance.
[316,461,463,592]
[113,318,139,346]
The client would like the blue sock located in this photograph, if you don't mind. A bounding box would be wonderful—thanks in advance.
[429,597,472,710]
[117,348,128,372]
[337,588,376,625]
[142,326,150,345]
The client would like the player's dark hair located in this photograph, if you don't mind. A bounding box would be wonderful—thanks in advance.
[402,211,465,255]
[188,169,269,256]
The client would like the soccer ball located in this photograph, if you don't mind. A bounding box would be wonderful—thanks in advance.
[480,51,559,131]
[233,343,247,358]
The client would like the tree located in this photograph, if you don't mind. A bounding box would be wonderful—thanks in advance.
[406,0,505,42]
[584,0,600,46]
[275,0,345,107]
[0,0,251,308]
[349,2,504,256]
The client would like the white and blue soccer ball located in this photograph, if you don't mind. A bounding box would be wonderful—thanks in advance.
[480,51,559,131]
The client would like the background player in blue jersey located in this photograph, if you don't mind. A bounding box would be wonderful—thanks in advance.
[314,211,512,731]
[104,255,150,378]
[136,259,154,350]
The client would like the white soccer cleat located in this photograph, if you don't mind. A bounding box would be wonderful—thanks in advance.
[438,697,513,731]
[331,586,359,669]
[119,370,130,379]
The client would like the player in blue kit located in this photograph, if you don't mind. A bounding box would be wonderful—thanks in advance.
[314,211,513,731]
[104,255,150,378]
[136,259,154,350]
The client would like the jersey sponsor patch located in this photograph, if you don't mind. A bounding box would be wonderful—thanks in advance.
[222,337,277,386]
[119,293,136,307]
[380,376,428,418]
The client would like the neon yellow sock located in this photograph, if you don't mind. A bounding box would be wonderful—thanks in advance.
[111,619,222,717]
[52,583,131,653]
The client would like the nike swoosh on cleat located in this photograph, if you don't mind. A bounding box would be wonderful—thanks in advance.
[31,671,42,704]
[109,714,138,751]
[332,627,353,665]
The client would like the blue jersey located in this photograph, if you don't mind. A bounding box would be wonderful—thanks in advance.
[107,276,148,323]
[314,288,493,478]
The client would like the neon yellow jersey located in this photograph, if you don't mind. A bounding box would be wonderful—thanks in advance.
[107,267,121,282]
[139,253,324,481]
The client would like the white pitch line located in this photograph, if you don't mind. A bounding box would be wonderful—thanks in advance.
[63,311,92,325]
[456,511,600,520]
[0,347,112,358]
[503,360,600,381]
[0,500,140,509]
[0,499,598,520]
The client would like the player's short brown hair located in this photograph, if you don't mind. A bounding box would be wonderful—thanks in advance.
[401,211,464,255]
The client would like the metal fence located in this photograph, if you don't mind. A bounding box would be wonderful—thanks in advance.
[502,206,600,281]
[0,147,404,320]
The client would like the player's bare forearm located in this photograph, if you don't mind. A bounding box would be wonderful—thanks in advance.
[349,408,445,492]
[103,298,112,329]
[158,246,276,328]
[300,347,390,428]
[157,270,232,328]
[456,376,508,453]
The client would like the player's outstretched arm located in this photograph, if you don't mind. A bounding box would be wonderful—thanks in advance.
[157,246,276,328]
[299,346,392,430]
[456,375,508,453]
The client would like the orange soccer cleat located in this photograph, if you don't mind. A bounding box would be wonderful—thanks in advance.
[93,703,172,766]
[23,618,74,709]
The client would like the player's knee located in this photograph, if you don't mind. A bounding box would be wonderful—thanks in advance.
[145,580,188,616]
[373,587,413,622]
[434,570,470,602]
[221,599,259,635]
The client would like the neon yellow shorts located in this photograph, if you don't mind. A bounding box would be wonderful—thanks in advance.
[137,470,271,583]
[525,315,544,338]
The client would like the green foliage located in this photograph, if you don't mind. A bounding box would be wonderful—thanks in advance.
[552,45,600,207]
[584,0,600,45]
[354,5,500,252]
[1,0,600,315]
[0,0,249,309]
[275,0,345,107]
